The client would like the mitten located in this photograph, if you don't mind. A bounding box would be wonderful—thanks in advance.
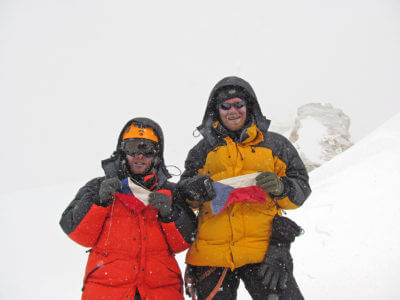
[96,177,122,207]
[255,172,284,197]
[148,192,173,218]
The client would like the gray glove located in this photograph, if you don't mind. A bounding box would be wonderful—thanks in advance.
[256,172,284,197]
[149,192,173,218]
[97,177,122,207]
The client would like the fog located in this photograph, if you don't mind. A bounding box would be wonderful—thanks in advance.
[1,0,400,195]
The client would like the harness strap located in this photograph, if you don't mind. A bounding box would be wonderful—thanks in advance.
[206,267,228,300]
[185,266,228,300]
[199,267,217,281]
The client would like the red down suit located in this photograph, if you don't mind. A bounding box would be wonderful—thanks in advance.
[60,176,195,300]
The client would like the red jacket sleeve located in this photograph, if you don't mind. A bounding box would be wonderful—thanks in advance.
[161,221,191,253]
[67,204,110,247]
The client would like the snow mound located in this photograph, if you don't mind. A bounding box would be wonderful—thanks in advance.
[290,103,353,171]
[288,112,400,299]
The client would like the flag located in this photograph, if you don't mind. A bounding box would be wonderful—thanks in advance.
[114,178,171,212]
[210,172,267,215]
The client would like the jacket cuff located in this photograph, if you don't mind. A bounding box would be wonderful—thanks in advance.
[272,176,290,200]
[269,214,302,245]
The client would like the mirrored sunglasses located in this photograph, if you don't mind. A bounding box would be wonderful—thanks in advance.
[219,100,246,110]
[122,139,158,157]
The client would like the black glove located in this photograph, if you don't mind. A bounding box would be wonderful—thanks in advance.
[258,215,302,292]
[256,172,284,197]
[148,192,173,218]
[259,243,291,291]
[180,174,216,203]
[96,177,122,207]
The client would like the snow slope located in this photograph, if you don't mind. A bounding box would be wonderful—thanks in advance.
[288,112,400,299]
[0,112,399,299]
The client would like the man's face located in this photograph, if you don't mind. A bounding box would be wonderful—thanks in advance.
[218,98,247,131]
[122,138,158,175]
[126,154,153,175]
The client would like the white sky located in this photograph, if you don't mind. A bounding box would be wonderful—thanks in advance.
[1,113,399,299]
[1,0,400,193]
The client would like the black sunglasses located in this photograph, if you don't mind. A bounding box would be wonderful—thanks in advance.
[219,100,246,110]
[122,139,158,157]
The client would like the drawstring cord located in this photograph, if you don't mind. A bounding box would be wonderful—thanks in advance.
[166,164,182,177]
[193,128,200,137]
[104,196,116,247]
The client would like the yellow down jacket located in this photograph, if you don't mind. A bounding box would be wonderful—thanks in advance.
[180,76,311,270]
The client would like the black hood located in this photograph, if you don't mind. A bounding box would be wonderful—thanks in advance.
[197,76,271,145]
[115,117,171,184]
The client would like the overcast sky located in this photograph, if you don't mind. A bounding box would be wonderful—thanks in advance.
[1,0,399,194]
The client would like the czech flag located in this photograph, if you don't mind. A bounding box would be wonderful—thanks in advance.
[115,178,171,212]
[211,172,266,215]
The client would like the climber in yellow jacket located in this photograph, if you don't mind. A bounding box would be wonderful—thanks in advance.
[178,76,311,300]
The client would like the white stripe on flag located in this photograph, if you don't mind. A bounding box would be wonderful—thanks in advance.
[217,172,261,188]
[128,178,151,206]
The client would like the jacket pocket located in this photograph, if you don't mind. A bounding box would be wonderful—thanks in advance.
[144,253,182,289]
[83,250,135,288]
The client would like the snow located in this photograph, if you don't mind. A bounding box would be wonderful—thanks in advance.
[288,112,400,299]
[2,1,400,298]
[1,113,400,299]
[290,103,354,171]
[294,116,327,165]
